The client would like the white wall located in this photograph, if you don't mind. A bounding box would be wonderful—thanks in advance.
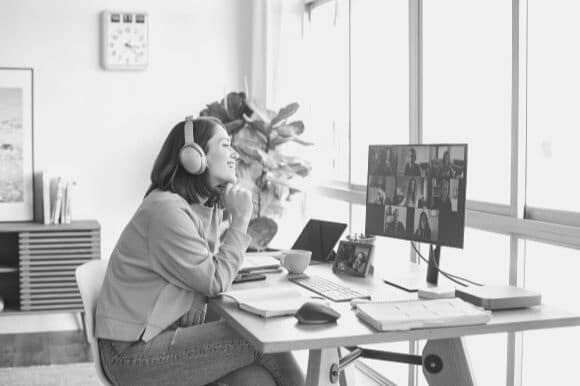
[0,0,252,332]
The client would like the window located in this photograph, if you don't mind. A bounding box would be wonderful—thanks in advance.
[522,241,580,385]
[303,1,349,184]
[302,1,580,385]
[434,228,510,286]
[350,0,409,185]
[526,0,580,213]
[423,0,512,204]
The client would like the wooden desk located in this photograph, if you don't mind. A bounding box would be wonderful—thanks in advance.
[209,263,580,385]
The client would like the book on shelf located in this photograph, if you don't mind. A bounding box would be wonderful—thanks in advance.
[33,170,51,224]
[221,286,309,318]
[355,298,491,332]
[34,173,76,225]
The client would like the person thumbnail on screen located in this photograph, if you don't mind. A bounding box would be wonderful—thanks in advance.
[397,176,428,208]
[432,178,458,213]
[413,209,439,242]
[430,145,466,179]
[369,146,397,176]
[383,205,407,237]
[367,175,396,205]
[399,146,430,177]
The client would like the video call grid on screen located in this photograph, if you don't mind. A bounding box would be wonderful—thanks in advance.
[365,144,468,248]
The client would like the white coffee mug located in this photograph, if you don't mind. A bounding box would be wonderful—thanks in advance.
[280,249,312,274]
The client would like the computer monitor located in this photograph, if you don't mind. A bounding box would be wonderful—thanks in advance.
[365,144,468,285]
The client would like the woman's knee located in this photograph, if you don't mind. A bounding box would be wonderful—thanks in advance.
[213,364,276,386]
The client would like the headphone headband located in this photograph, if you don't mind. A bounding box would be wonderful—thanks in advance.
[184,115,194,145]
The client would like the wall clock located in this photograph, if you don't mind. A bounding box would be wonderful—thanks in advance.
[100,11,148,70]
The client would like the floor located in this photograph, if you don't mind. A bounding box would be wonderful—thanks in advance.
[0,330,92,368]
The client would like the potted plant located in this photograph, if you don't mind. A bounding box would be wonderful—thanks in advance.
[200,92,312,250]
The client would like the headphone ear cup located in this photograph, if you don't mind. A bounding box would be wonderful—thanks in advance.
[179,144,207,175]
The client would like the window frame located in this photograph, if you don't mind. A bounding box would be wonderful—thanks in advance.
[304,1,580,385]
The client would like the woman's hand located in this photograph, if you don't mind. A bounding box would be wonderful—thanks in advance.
[223,183,253,233]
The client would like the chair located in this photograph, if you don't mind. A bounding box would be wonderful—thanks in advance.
[75,260,112,386]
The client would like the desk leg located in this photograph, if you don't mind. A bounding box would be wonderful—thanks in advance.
[306,347,356,386]
[421,338,474,386]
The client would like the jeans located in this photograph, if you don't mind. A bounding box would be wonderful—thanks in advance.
[98,320,305,386]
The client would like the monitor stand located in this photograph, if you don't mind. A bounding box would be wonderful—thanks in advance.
[426,244,441,285]
[383,244,444,293]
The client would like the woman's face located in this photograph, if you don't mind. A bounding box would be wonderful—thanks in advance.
[205,126,238,187]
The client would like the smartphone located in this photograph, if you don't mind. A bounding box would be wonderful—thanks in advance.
[233,272,267,284]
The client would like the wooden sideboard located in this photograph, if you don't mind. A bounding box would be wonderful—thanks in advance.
[0,220,100,315]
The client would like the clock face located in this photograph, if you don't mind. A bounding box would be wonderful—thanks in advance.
[101,11,148,70]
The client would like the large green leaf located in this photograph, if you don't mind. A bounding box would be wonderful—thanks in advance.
[276,121,304,137]
[232,126,267,162]
[224,119,245,135]
[224,92,248,120]
[255,148,280,170]
[289,137,314,146]
[200,101,230,123]
[268,134,292,149]
[245,99,272,124]
[247,120,271,137]
[271,103,300,127]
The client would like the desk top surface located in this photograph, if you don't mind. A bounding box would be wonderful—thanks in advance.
[209,262,580,353]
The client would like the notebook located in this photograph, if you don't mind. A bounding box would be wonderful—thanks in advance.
[239,254,281,274]
[355,298,491,331]
[221,286,309,318]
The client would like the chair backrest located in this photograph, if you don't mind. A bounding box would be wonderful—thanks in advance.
[75,259,111,385]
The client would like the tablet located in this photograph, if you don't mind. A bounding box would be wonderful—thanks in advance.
[291,219,347,263]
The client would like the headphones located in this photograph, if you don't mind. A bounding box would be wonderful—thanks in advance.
[179,116,207,175]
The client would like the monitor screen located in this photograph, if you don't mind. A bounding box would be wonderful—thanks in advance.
[365,144,468,248]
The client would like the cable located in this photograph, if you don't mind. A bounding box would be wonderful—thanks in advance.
[411,242,484,287]
[411,242,468,287]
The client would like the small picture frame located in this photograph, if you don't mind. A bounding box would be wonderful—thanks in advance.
[333,240,374,277]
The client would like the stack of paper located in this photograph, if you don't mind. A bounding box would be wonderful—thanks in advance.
[221,286,309,318]
[356,298,491,331]
[240,254,281,274]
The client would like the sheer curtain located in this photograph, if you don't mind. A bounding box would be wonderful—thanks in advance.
[249,0,306,109]
[248,0,310,248]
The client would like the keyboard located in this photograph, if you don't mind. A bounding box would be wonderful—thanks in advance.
[289,275,371,302]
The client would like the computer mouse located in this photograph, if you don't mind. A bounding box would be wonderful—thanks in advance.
[295,301,341,324]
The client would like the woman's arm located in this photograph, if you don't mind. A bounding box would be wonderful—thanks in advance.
[147,206,251,297]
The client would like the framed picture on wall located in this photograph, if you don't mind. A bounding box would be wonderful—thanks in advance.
[0,68,34,221]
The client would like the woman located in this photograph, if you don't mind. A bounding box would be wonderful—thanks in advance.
[95,117,304,386]
[435,179,453,214]
[414,211,432,240]
[440,150,455,178]
[403,178,418,207]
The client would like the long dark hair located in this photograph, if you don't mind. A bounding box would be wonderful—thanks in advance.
[145,117,225,206]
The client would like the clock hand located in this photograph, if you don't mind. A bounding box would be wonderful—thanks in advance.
[124,42,140,54]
